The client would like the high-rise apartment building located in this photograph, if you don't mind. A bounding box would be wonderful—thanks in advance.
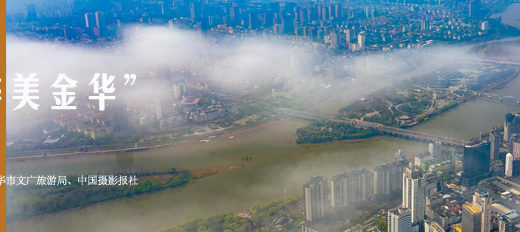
[402,166,425,225]
[499,211,520,232]
[304,176,328,222]
[490,128,501,160]
[505,113,520,142]
[462,191,491,232]
[330,168,373,209]
[506,153,514,177]
[374,162,405,199]
[428,141,443,157]
[462,203,482,232]
[388,208,412,232]
[357,33,366,50]
[473,192,491,232]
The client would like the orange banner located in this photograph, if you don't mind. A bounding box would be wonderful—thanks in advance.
[1,0,6,230]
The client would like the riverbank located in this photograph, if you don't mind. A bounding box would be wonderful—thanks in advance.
[338,67,519,126]
[6,161,253,222]
[6,118,282,161]
[6,169,192,221]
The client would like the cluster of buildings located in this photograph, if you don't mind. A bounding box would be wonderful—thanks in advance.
[499,112,520,178]
[50,99,127,140]
[383,151,493,232]
[6,0,505,51]
[303,112,520,232]
[303,148,448,223]
[185,103,226,123]
[8,72,228,146]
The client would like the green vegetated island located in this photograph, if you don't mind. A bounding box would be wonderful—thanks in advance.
[296,65,519,144]
[296,121,381,144]
[6,169,192,221]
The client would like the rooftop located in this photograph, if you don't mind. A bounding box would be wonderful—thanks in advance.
[464,203,480,214]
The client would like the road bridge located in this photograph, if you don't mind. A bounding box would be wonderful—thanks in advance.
[278,108,470,147]
[478,93,520,105]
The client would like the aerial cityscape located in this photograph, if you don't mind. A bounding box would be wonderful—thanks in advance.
[3,0,520,231]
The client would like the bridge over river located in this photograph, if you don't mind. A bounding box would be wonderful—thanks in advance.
[278,108,470,147]
[478,93,520,105]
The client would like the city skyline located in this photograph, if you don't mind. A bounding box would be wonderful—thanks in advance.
[4,0,520,231]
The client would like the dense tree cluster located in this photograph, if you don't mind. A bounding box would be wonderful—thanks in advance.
[7,169,192,220]
[296,121,380,144]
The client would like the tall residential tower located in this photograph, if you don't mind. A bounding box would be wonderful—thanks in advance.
[304,176,328,222]
[402,166,425,225]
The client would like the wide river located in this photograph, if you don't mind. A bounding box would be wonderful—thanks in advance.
[6,75,520,231]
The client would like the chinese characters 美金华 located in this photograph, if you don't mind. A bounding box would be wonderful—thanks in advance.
[11,73,136,111]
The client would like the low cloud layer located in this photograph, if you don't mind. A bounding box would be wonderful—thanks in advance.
[7,25,519,136]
